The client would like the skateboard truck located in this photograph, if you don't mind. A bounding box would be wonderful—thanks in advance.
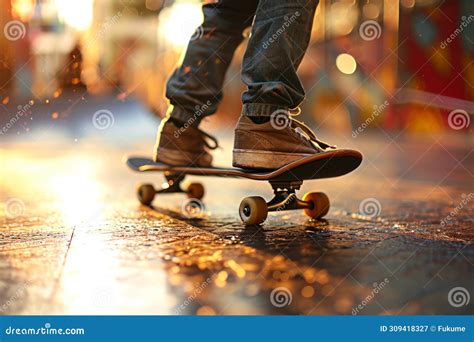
[136,173,205,206]
[266,181,312,211]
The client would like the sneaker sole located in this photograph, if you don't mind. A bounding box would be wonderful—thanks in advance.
[233,149,312,169]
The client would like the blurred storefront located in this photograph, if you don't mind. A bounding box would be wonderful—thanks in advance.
[393,0,474,132]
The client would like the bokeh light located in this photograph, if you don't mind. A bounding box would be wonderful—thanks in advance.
[336,53,357,75]
[158,2,203,49]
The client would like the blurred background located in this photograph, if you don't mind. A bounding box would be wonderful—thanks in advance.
[1,0,473,136]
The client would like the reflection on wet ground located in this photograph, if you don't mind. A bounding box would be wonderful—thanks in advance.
[0,97,473,315]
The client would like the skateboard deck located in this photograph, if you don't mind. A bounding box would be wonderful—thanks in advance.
[126,149,362,225]
[126,149,362,181]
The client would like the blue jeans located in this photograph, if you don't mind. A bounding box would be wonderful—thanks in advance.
[166,0,319,124]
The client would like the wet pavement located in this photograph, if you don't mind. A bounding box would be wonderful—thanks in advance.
[1,96,473,315]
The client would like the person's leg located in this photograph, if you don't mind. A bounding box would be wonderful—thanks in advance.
[241,0,319,116]
[155,0,257,166]
[166,0,258,126]
[233,0,336,169]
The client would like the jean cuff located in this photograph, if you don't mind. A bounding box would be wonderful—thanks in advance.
[241,103,289,117]
[167,106,201,126]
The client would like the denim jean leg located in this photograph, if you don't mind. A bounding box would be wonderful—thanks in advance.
[166,0,258,125]
[241,0,319,117]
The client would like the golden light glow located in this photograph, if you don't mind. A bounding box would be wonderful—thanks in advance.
[0,148,105,227]
[158,2,203,49]
[54,0,94,31]
[0,147,177,314]
[12,0,35,21]
[336,53,357,75]
[328,2,358,36]
[48,163,105,227]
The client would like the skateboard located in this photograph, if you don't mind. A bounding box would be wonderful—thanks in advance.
[126,149,362,225]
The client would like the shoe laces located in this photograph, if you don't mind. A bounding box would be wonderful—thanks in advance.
[197,127,219,150]
[288,107,336,150]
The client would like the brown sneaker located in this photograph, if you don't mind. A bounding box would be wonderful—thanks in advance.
[233,115,335,169]
[154,117,218,167]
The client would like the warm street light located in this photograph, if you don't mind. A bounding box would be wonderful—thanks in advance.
[54,0,93,31]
